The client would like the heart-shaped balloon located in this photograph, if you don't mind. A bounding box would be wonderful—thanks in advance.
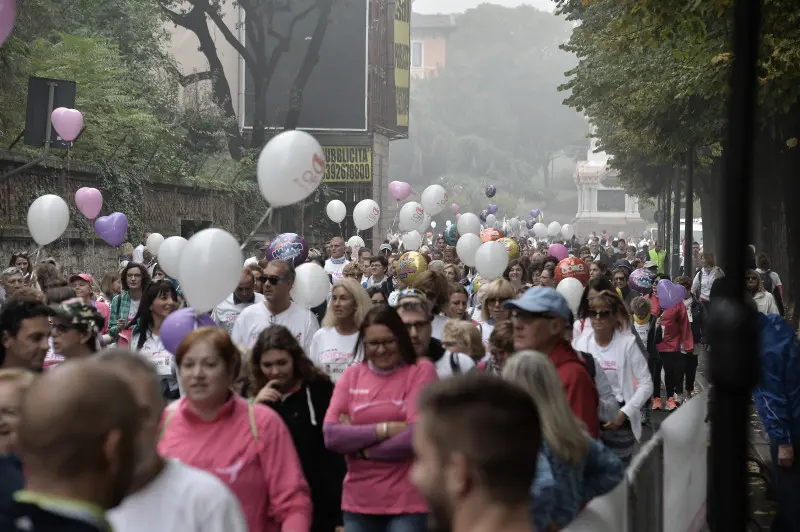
[487,204,497,215]
[451,203,460,215]
[74,187,103,219]
[95,212,128,247]
[530,209,541,218]
[51,107,84,142]
[657,279,687,310]
[388,181,412,202]
[0,0,16,47]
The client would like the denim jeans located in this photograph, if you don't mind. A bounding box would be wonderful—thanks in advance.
[342,511,427,532]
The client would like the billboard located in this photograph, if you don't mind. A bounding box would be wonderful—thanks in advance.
[323,146,372,182]
[394,0,411,130]
[243,0,368,131]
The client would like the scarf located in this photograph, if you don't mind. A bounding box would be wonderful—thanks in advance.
[329,256,347,265]
[634,312,651,325]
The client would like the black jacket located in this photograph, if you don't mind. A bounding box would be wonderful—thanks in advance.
[0,454,24,529]
[7,497,107,532]
[265,379,346,532]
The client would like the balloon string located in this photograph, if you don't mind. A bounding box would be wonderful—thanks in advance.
[338,223,343,239]
[29,247,42,287]
[240,207,273,250]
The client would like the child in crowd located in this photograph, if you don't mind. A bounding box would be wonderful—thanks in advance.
[630,296,663,417]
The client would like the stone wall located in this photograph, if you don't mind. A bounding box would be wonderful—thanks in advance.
[0,154,240,279]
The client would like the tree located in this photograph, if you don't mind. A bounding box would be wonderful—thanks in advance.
[159,0,335,160]
[389,3,589,211]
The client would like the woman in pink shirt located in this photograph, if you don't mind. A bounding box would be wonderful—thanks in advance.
[159,327,312,532]
[324,305,438,532]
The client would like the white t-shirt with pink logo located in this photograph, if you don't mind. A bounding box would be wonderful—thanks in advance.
[231,301,319,352]
[308,327,362,382]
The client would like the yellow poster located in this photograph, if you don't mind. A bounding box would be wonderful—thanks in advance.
[323,146,373,182]
[394,0,411,130]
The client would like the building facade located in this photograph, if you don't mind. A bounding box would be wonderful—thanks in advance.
[410,13,457,79]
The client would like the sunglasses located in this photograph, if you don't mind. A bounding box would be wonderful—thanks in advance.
[746,276,759,281]
[261,275,289,285]
[589,309,613,319]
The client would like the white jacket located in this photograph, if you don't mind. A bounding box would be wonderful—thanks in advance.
[753,290,780,316]
[573,330,654,441]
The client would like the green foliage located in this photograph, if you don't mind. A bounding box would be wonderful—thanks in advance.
[390,4,589,211]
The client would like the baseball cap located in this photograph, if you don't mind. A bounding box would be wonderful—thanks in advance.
[644,261,658,269]
[504,287,571,322]
[379,243,392,252]
[68,273,94,285]
[51,298,105,334]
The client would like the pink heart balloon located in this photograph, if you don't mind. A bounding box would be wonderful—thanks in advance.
[51,107,84,142]
[75,187,103,219]
[388,181,412,202]
[0,0,16,47]
[451,203,460,214]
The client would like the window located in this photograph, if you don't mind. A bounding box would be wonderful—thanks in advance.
[596,190,626,212]
[411,41,423,68]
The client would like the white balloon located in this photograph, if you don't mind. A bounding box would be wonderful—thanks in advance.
[561,224,575,239]
[420,184,448,216]
[486,214,497,228]
[475,241,509,280]
[509,218,519,230]
[326,200,346,223]
[399,202,425,232]
[457,212,481,236]
[456,233,482,267]
[27,195,69,246]
[179,229,243,312]
[547,221,562,237]
[430,221,437,229]
[291,263,331,308]
[146,233,165,255]
[533,222,548,238]
[353,199,381,230]
[445,220,451,227]
[556,277,584,314]
[347,235,365,249]
[416,212,432,233]
[157,236,188,279]
[257,130,324,207]
[403,230,422,251]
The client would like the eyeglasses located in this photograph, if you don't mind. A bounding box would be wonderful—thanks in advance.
[127,273,142,280]
[589,309,613,319]
[364,338,397,349]
[746,276,759,281]
[262,275,289,285]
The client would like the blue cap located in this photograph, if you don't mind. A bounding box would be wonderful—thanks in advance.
[504,287,571,322]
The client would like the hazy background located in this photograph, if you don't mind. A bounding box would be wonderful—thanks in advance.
[413,0,554,14]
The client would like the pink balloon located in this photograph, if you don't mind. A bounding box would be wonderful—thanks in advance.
[548,243,568,262]
[0,0,15,47]
[75,187,103,219]
[388,180,411,202]
[455,213,461,220]
[51,107,84,142]
[451,203,460,214]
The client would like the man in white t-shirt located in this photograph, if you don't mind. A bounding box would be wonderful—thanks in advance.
[131,231,151,264]
[232,260,319,351]
[212,268,266,334]
[244,241,268,267]
[97,350,247,532]
[324,237,348,283]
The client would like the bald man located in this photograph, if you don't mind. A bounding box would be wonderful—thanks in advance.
[96,350,247,532]
[212,268,266,334]
[7,359,140,532]
[324,237,347,283]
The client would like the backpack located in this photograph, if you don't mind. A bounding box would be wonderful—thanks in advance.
[759,270,775,294]
[578,351,596,381]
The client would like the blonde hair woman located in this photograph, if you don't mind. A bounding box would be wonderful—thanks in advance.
[503,351,624,531]
[308,278,372,381]
[442,319,485,362]
[478,278,516,346]
[0,368,37,511]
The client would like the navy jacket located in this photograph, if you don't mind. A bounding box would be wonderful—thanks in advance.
[0,454,24,528]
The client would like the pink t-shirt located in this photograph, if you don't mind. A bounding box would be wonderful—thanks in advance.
[158,396,312,532]
[324,360,438,515]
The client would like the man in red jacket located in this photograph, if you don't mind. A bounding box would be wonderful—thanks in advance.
[505,288,600,438]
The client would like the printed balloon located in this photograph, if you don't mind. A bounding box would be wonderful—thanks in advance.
[396,251,428,285]
[443,224,460,246]
[479,227,503,243]
[497,237,520,259]
[554,257,589,286]
[399,202,425,232]
[267,233,309,266]
[629,268,656,295]
[485,185,496,198]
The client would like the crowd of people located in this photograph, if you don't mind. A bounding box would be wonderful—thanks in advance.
[0,227,796,532]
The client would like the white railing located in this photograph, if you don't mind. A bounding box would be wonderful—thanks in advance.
[564,391,709,532]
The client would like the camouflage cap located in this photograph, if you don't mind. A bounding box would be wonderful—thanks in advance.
[51,298,105,334]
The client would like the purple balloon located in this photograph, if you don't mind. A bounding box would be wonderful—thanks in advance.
[487,204,497,215]
[530,209,541,218]
[94,212,128,247]
[628,269,655,295]
[657,279,687,310]
[485,185,496,198]
[268,233,309,267]
[528,228,537,237]
[161,308,216,355]
[526,219,535,229]
[479,210,488,222]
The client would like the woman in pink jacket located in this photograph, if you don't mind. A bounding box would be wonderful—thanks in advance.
[159,327,312,532]
[650,283,694,411]
[324,305,438,532]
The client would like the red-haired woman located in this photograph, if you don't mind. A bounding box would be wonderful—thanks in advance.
[159,327,312,532]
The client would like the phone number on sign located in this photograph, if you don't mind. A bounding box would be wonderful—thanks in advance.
[325,163,371,182]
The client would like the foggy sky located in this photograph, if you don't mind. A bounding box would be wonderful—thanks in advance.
[412,0,554,14]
